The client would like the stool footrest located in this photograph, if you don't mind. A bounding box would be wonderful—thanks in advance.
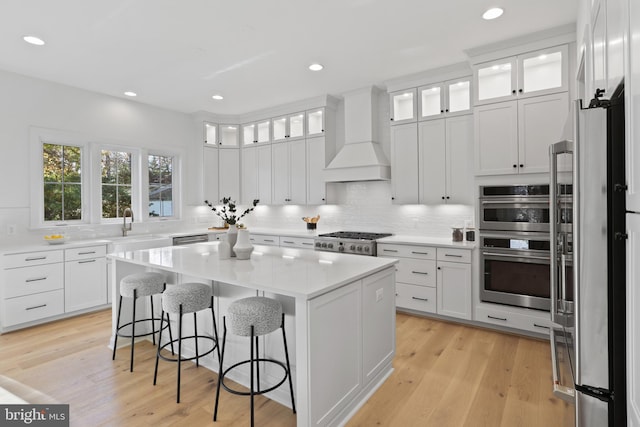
[221,358,289,396]
[157,335,218,363]
[115,318,168,339]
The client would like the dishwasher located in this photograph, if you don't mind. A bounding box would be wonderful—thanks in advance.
[172,234,209,246]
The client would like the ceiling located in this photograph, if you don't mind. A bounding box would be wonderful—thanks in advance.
[1,0,578,116]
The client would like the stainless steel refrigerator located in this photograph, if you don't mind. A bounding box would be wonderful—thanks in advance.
[549,84,626,427]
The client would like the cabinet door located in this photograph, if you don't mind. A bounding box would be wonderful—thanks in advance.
[242,124,256,145]
[474,101,518,175]
[256,144,272,204]
[436,261,471,320]
[65,257,107,312]
[220,125,239,147]
[272,142,289,204]
[592,0,608,95]
[289,139,307,204]
[606,0,625,93]
[241,146,258,204]
[445,77,472,116]
[306,109,325,136]
[218,148,240,202]
[628,0,640,212]
[288,113,305,140]
[627,213,640,427]
[390,89,417,124]
[204,122,218,145]
[418,83,444,120]
[307,136,326,204]
[518,45,569,98]
[418,119,446,204]
[518,92,570,174]
[446,114,473,204]
[390,123,419,203]
[257,120,271,143]
[473,57,517,105]
[203,146,219,203]
[272,117,287,142]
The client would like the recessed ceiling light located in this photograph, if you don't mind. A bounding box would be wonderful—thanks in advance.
[124,91,137,97]
[212,94,224,100]
[308,63,324,71]
[23,35,45,46]
[482,7,504,20]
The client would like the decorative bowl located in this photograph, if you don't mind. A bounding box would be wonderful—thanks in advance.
[44,234,68,245]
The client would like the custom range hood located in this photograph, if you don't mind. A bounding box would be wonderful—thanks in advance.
[324,86,391,182]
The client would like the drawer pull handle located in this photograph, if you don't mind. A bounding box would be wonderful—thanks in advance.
[264,239,275,242]
[25,277,47,283]
[26,304,47,311]
[411,251,430,255]
[383,249,398,253]
[78,251,96,255]
[411,296,429,302]
[302,242,313,245]
[533,323,550,330]
[445,254,463,258]
[487,315,508,322]
[282,241,294,244]
[78,259,97,264]
[25,256,47,261]
[411,271,429,275]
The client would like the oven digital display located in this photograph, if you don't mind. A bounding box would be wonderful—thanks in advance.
[510,239,529,250]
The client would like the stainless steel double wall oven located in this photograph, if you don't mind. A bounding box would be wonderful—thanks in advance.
[479,185,572,311]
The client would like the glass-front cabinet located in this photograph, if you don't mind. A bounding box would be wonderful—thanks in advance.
[418,77,471,120]
[204,122,218,145]
[242,120,271,145]
[219,125,239,147]
[473,44,569,105]
[243,123,255,145]
[306,109,324,136]
[272,113,305,142]
[389,89,417,124]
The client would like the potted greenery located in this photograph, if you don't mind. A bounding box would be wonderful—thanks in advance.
[204,198,259,256]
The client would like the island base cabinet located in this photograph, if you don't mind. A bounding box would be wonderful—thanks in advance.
[65,257,107,313]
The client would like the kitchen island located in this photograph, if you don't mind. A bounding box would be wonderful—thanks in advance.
[108,242,398,427]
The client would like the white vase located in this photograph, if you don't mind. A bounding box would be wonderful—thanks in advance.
[233,229,254,260]
[227,224,238,257]
[218,238,231,260]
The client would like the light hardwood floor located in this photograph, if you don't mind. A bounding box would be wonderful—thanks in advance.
[0,309,574,426]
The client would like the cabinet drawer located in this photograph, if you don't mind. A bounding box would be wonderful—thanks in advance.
[3,289,65,327]
[378,244,436,260]
[396,283,436,313]
[279,236,315,249]
[3,250,63,269]
[475,305,552,334]
[436,247,471,263]
[396,258,436,286]
[249,234,279,246]
[4,263,64,298]
[65,245,107,261]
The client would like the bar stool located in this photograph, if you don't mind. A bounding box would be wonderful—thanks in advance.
[213,296,296,426]
[112,272,171,372]
[153,282,219,403]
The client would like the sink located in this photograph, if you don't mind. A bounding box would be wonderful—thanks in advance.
[108,235,172,252]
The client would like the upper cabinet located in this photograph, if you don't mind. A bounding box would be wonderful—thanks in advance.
[219,124,239,147]
[389,90,417,125]
[204,122,218,145]
[306,108,325,136]
[272,112,305,142]
[243,120,271,145]
[473,45,569,105]
[418,77,472,120]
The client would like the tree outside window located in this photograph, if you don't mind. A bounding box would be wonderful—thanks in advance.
[148,154,173,217]
[101,150,132,218]
[43,143,82,221]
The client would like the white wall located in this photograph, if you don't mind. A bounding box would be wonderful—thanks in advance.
[0,69,196,241]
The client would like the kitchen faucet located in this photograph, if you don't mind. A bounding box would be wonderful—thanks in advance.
[122,207,134,236]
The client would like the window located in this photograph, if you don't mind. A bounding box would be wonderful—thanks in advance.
[42,143,82,221]
[148,154,174,217]
[101,150,132,218]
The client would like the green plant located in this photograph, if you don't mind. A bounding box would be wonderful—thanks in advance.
[204,197,259,225]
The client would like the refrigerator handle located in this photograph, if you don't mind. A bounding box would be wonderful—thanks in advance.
[549,139,573,324]
[549,327,576,402]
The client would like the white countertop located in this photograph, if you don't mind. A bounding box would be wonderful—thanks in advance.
[108,242,398,300]
[378,234,477,249]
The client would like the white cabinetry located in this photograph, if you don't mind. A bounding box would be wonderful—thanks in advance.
[474,92,570,175]
[203,123,240,203]
[419,114,473,204]
[475,304,551,334]
[272,112,305,142]
[418,77,472,120]
[248,234,279,246]
[629,0,640,212]
[203,146,219,204]
[627,213,640,426]
[306,136,327,205]
[390,123,419,203]
[272,139,306,204]
[242,120,271,145]
[279,236,315,249]
[64,245,107,312]
[241,144,272,204]
[378,243,472,320]
[219,148,240,202]
[473,45,569,105]
[389,89,417,125]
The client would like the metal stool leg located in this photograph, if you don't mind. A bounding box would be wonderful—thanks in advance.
[130,289,137,372]
[177,305,183,403]
[255,334,260,393]
[213,317,228,421]
[112,295,123,360]
[250,325,255,427]
[150,294,156,345]
[153,310,164,386]
[194,312,199,367]
[210,296,220,363]
[282,313,296,413]
[167,312,174,355]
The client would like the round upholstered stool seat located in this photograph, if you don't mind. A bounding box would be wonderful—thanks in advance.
[120,272,166,298]
[154,282,219,404]
[227,296,282,337]
[113,272,169,373]
[214,297,295,426]
[162,282,212,314]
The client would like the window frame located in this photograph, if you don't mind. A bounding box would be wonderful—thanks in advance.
[145,149,181,221]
